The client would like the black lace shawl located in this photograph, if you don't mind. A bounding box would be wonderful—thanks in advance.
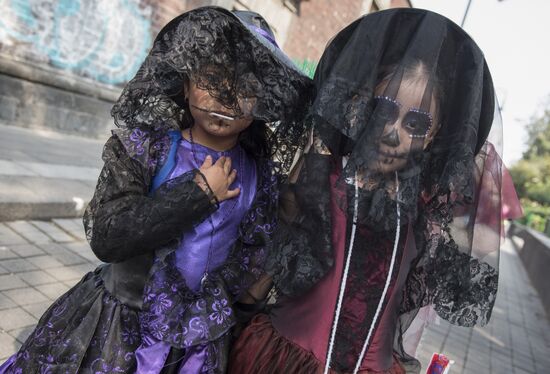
[84,129,216,263]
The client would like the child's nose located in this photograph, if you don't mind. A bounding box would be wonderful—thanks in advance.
[380,127,400,147]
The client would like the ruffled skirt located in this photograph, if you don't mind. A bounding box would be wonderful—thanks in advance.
[0,268,141,373]
[228,314,406,374]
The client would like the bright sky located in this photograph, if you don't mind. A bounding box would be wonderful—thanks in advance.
[413,0,550,165]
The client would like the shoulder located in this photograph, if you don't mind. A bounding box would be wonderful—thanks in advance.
[108,127,174,173]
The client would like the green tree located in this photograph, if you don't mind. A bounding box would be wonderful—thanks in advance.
[510,97,550,232]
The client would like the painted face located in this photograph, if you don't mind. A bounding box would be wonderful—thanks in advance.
[186,80,255,138]
[368,78,439,174]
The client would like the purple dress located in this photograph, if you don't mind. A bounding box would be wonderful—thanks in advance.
[135,138,257,373]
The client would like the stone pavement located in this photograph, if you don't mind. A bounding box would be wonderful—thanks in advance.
[0,218,101,362]
[415,237,550,373]
[0,218,548,373]
[0,123,105,221]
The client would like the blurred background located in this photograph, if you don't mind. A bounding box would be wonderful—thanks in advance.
[2,0,549,234]
[0,0,411,139]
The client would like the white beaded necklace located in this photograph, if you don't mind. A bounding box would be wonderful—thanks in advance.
[323,170,401,374]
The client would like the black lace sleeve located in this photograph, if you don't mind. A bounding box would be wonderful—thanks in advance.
[265,152,335,298]
[83,135,217,263]
[401,199,498,327]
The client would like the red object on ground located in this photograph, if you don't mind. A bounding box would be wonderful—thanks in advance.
[426,353,452,374]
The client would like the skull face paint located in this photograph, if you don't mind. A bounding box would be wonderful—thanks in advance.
[367,65,440,175]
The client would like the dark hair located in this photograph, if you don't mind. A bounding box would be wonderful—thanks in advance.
[238,120,271,159]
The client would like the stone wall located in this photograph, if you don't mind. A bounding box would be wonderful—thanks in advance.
[0,0,211,138]
[510,222,550,317]
[0,0,157,86]
[282,0,368,63]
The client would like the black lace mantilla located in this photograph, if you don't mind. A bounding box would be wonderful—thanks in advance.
[84,128,218,263]
[111,6,313,176]
[401,197,498,327]
[265,153,334,297]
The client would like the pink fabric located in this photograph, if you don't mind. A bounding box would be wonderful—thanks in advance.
[502,164,523,220]
[402,306,438,357]
[477,142,523,229]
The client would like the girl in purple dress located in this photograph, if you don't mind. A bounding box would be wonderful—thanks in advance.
[0,7,312,373]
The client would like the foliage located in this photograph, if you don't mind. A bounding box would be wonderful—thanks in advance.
[510,157,550,204]
[516,199,550,233]
[510,99,550,233]
[523,106,550,160]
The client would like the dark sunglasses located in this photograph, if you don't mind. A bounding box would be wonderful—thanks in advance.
[372,96,433,138]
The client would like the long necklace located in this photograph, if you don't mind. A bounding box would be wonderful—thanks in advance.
[188,127,243,288]
[324,171,401,374]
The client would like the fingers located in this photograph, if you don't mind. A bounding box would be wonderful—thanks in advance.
[227,169,237,185]
[224,157,232,175]
[201,155,213,169]
[225,187,241,200]
[214,156,226,168]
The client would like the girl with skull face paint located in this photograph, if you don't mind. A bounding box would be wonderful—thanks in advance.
[229,9,503,374]
[0,7,313,374]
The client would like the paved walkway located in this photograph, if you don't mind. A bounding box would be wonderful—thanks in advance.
[0,219,100,362]
[0,218,549,373]
[415,237,550,373]
[0,123,105,220]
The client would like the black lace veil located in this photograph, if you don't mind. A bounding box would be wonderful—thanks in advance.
[312,9,497,228]
[110,6,313,174]
[268,9,503,372]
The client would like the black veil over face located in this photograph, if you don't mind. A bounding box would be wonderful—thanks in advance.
[268,9,503,373]
[110,6,313,174]
[313,8,497,229]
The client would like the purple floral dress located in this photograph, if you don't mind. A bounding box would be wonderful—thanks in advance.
[135,137,257,373]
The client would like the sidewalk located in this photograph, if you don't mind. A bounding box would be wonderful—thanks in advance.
[415,237,550,373]
[0,217,549,372]
[0,218,100,361]
[0,123,105,221]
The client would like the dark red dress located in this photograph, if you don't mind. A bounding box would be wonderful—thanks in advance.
[230,165,416,373]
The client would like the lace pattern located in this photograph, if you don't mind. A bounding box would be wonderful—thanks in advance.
[7,270,140,373]
[110,7,313,176]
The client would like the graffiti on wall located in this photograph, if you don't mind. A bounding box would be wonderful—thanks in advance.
[0,0,152,85]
